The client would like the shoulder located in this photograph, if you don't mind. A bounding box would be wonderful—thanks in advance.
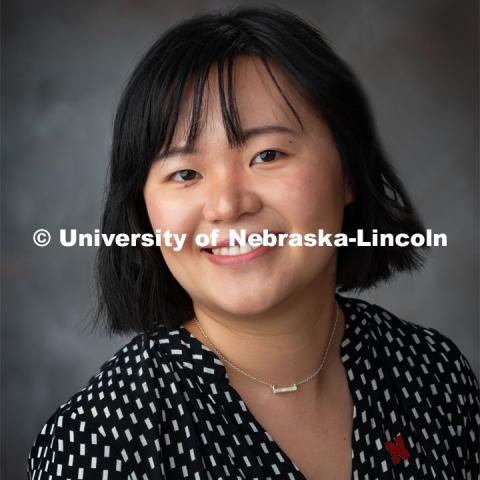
[341,294,479,410]
[342,295,476,374]
[28,328,171,477]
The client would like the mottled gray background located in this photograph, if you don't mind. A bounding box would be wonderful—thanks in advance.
[2,0,478,478]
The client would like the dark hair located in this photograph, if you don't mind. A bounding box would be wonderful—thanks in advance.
[94,6,428,335]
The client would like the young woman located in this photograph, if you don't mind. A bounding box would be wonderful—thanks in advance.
[28,7,479,480]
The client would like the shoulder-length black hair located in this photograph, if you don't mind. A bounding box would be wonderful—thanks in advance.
[94,6,428,335]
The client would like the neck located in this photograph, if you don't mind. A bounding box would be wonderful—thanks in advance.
[184,275,345,399]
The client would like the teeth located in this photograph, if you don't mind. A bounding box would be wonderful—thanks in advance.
[211,244,260,256]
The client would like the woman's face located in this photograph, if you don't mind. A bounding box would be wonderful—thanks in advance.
[143,57,352,318]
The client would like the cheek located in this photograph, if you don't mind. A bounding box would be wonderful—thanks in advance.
[276,162,345,230]
[144,190,195,278]
[144,189,192,235]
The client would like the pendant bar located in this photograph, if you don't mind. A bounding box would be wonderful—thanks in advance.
[272,384,298,394]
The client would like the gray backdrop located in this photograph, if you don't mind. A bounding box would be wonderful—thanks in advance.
[2,1,478,478]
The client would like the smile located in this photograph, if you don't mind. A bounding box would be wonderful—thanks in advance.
[201,244,276,265]
[210,244,261,256]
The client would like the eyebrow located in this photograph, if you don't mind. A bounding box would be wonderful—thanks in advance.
[156,125,298,160]
[242,124,298,141]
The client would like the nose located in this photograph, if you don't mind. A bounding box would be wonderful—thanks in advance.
[202,168,262,224]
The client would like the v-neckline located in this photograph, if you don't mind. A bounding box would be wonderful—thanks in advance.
[177,293,361,479]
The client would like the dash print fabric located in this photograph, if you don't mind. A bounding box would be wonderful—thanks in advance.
[28,295,480,479]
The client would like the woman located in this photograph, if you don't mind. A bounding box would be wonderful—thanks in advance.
[28,7,479,480]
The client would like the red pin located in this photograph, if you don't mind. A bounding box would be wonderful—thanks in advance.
[385,434,411,465]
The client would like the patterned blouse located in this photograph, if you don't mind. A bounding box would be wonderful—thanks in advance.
[28,294,480,479]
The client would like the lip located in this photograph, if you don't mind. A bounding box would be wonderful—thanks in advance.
[202,244,277,266]
[201,231,283,249]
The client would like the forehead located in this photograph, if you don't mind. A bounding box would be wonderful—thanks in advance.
[171,56,311,146]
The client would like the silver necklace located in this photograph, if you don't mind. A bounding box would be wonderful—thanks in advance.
[193,302,339,394]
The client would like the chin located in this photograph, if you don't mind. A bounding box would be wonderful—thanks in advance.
[208,286,287,317]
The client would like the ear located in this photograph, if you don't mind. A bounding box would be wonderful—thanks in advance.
[344,178,355,206]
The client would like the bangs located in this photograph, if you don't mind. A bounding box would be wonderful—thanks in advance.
[155,53,304,161]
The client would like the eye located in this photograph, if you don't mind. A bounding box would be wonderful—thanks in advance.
[169,169,200,183]
[252,150,284,164]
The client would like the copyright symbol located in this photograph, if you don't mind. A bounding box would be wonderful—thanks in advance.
[33,229,51,247]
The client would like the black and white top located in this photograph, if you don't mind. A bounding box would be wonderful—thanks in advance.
[28,295,480,479]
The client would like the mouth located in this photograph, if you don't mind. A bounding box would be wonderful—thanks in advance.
[200,231,284,265]
[200,231,284,256]
[202,244,263,256]
[201,244,277,266]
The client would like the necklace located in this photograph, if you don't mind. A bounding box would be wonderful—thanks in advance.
[193,302,339,394]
